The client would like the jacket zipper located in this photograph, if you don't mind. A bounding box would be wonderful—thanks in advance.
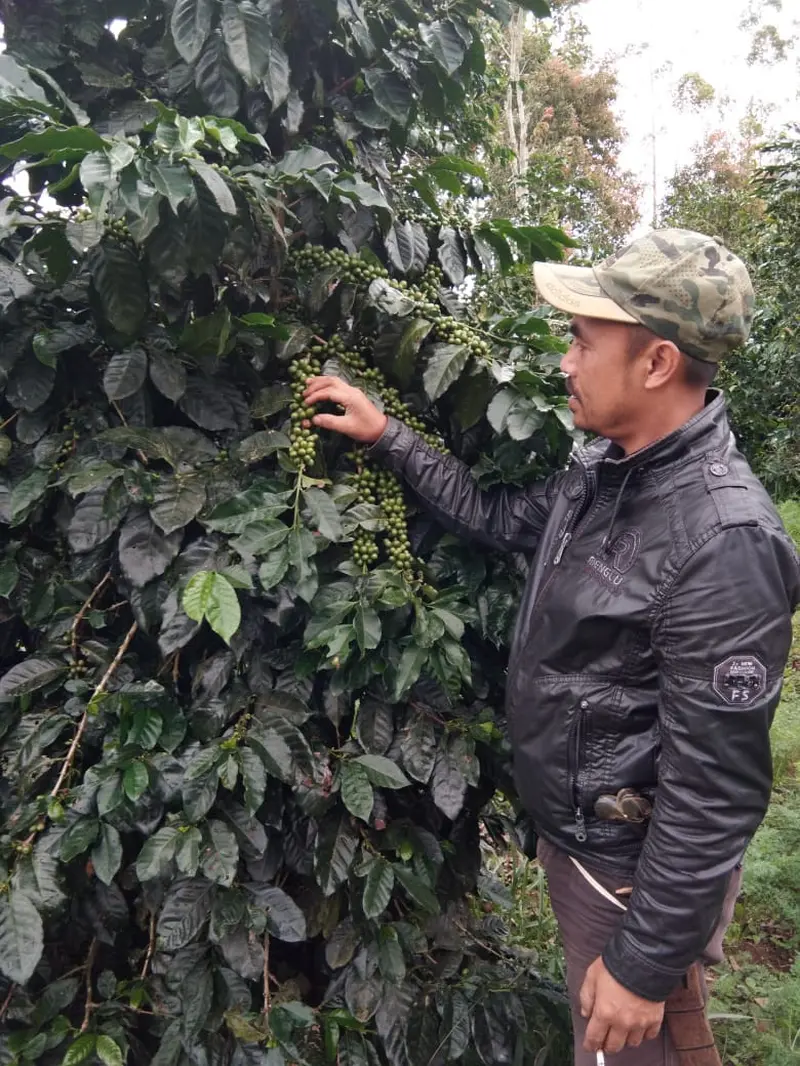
[568,701,590,843]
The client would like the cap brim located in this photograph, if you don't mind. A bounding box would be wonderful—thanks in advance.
[533,262,637,324]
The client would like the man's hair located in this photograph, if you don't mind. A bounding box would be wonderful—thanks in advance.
[626,324,718,389]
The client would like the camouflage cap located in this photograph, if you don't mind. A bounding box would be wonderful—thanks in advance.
[533,228,755,362]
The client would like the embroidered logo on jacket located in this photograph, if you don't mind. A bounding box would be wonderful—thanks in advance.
[585,529,642,592]
[713,655,767,706]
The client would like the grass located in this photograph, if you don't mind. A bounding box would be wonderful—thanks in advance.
[495,500,800,1065]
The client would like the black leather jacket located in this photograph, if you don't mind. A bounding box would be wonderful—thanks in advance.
[372,392,800,1001]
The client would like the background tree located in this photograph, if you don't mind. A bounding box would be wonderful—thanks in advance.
[491,0,640,260]
[0,1,579,1065]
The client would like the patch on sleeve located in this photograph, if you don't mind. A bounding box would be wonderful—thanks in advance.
[713,655,767,707]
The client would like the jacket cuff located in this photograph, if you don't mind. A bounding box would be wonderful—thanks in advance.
[367,416,411,465]
[602,932,685,1003]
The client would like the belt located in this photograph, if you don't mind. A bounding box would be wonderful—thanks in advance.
[570,857,722,1066]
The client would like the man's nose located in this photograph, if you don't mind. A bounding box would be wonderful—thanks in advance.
[560,344,576,376]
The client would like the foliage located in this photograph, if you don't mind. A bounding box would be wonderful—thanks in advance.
[0,1,578,1064]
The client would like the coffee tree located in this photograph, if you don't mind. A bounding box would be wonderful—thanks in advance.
[0,1,578,1063]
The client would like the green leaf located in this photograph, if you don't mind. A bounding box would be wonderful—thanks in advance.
[194,30,241,117]
[437,226,467,286]
[91,241,148,337]
[149,348,187,401]
[420,21,466,74]
[150,476,206,535]
[353,604,381,654]
[395,318,432,387]
[0,657,66,702]
[246,726,293,783]
[393,644,428,701]
[364,70,413,125]
[239,747,267,814]
[33,323,94,365]
[156,878,214,951]
[136,826,180,881]
[68,484,128,553]
[401,713,437,784]
[393,866,440,914]
[190,159,237,215]
[123,760,149,801]
[0,557,18,596]
[96,1036,124,1066]
[303,487,343,542]
[91,824,123,886]
[506,397,545,440]
[0,890,44,985]
[10,467,50,521]
[276,147,337,176]
[422,343,470,402]
[119,510,182,588]
[314,812,359,896]
[201,820,239,887]
[363,860,394,920]
[183,570,242,645]
[250,885,307,942]
[258,543,290,590]
[175,827,202,876]
[60,818,100,863]
[263,39,291,109]
[236,430,290,464]
[150,163,194,216]
[354,755,410,790]
[62,1035,97,1066]
[431,744,467,820]
[1,125,106,160]
[171,0,215,64]
[340,761,374,822]
[103,346,148,401]
[221,0,271,86]
[519,0,551,13]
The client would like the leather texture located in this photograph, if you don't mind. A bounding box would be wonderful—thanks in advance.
[371,390,800,1001]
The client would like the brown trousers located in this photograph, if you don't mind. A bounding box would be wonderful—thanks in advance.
[537,838,741,1066]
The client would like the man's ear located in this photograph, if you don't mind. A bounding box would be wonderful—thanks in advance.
[643,340,683,390]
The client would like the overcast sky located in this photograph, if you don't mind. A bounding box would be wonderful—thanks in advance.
[578,0,799,231]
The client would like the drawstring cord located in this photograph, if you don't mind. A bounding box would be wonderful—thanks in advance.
[601,467,634,554]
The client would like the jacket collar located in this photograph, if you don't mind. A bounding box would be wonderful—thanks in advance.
[577,390,732,477]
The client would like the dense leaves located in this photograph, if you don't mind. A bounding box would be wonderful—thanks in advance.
[0,0,573,1063]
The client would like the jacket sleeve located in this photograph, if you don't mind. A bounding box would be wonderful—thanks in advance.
[602,524,800,1002]
[368,416,562,554]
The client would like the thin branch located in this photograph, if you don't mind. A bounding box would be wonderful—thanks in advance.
[51,621,139,801]
[111,401,148,465]
[0,411,18,433]
[0,983,14,1021]
[262,934,271,1018]
[71,572,112,657]
[80,939,98,1033]
[140,912,157,980]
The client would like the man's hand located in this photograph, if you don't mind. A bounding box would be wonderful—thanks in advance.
[580,957,665,1054]
[303,376,388,444]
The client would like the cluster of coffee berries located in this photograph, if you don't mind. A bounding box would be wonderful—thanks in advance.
[394,24,417,44]
[290,245,390,286]
[68,656,90,679]
[104,217,132,244]
[376,468,416,579]
[288,351,322,467]
[433,314,491,359]
[50,421,79,473]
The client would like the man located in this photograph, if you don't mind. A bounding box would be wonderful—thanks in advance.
[303,229,800,1064]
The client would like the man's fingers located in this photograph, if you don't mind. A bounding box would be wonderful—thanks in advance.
[644,1021,663,1042]
[312,413,350,432]
[582,1015,609,1054]
[603,1024,629,1055]
[625,1026,647,1048]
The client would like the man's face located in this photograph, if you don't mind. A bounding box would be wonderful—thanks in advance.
[560,316,644,439]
